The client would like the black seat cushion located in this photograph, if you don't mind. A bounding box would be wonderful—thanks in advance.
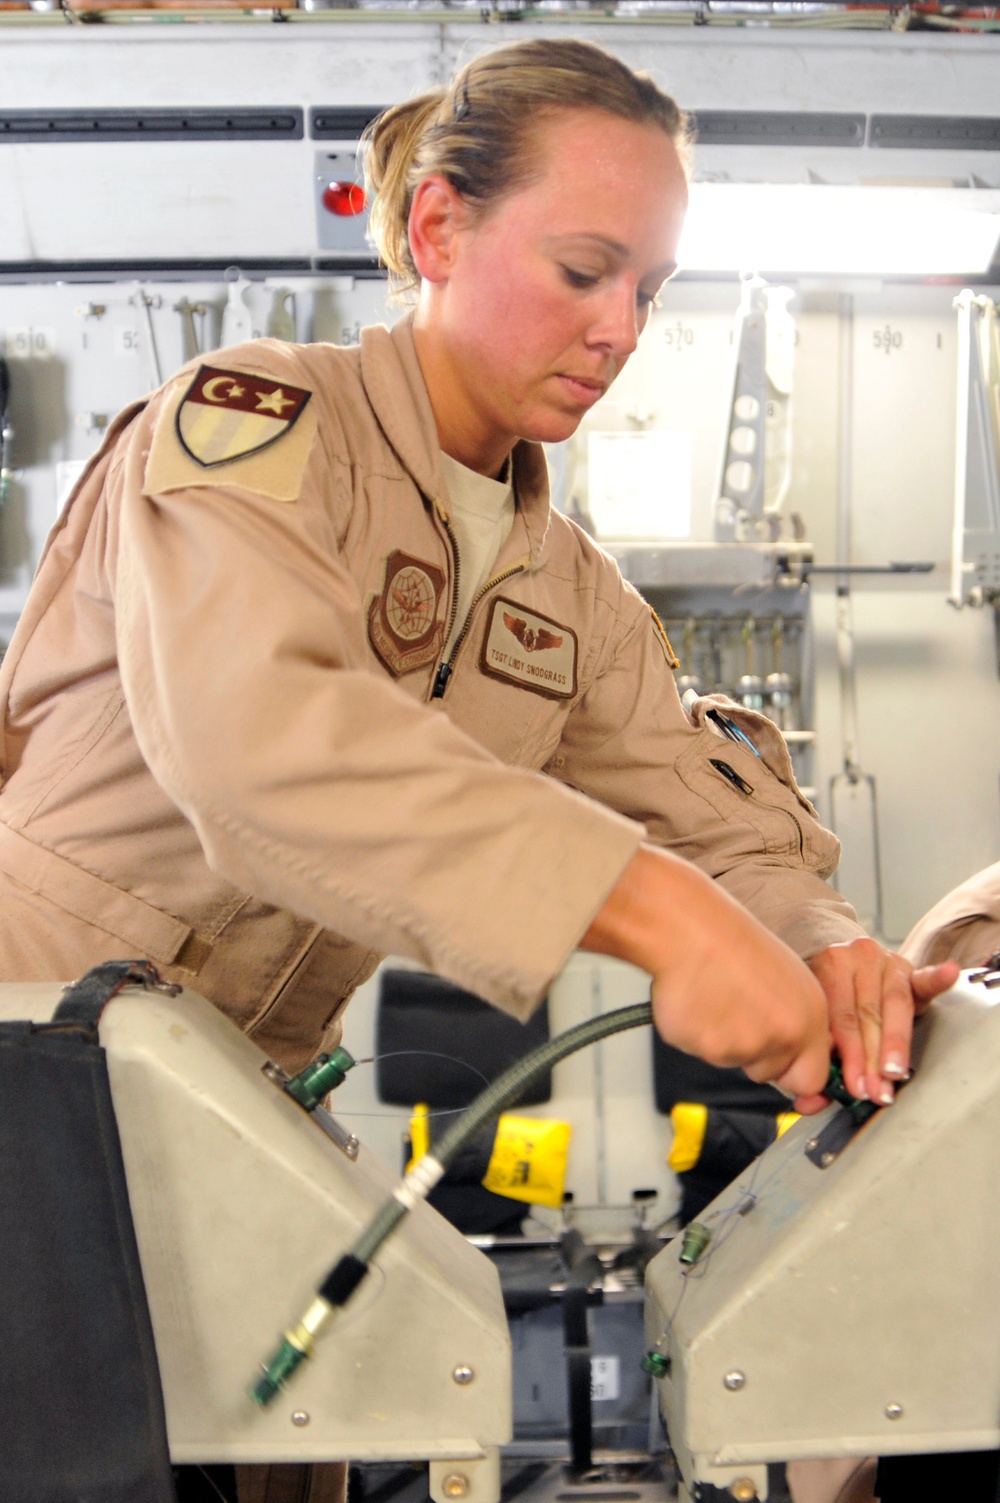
[375,969,552,1109]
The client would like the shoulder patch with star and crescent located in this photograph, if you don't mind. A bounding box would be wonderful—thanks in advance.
[143,363,317,503]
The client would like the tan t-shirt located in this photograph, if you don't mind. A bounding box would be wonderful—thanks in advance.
[440,451,515,659]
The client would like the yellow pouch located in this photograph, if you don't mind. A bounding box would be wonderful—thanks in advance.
[406,1102,431,1174]
[482,1114,572,1210]
[668,1101,708,1173]
[667,1101,800,1176]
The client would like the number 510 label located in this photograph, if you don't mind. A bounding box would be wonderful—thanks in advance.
[5,328,55,359]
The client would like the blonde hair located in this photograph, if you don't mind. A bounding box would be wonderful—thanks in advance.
[363,38,690,298]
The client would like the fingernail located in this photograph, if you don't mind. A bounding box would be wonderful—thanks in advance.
[877,1084,895,1106]
[852,1080,868,1101]
[883,1056,909,1080]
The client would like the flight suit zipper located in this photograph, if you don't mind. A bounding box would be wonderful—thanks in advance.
[429,507,527,700]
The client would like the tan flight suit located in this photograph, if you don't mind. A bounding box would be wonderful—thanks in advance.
[0,316,863,1501]
[900,860,1000,968]
[0,315,861,1057]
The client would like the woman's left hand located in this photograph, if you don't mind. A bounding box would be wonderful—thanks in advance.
[793,938,960,1112]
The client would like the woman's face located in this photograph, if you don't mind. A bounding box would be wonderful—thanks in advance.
[413,107,688,475]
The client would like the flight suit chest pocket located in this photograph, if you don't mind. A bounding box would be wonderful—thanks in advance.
[675,731,806,861]
[448,668,575,768]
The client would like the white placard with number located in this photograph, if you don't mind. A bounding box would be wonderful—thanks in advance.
[590,1355,620,1402]
[5,328,56,360]
[114,327,141,356]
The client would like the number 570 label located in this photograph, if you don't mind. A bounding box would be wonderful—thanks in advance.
[590,1356,621,1402]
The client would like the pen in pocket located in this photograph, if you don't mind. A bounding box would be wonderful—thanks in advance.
[707,707,761,758]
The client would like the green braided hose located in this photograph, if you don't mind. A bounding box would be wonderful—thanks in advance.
[252,998,654,1404]
[352,999,653,1264]
[432,1000,654,1175]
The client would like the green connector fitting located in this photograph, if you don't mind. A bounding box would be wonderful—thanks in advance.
[824,1060,879,1123]
[642,1351,671,1378]
[251,1337,309,1407]
[284,1047,356,1112]
[824,1059,856,1110]
[679,1221,712,1266]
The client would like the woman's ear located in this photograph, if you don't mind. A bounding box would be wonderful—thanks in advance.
[408,175,469,283]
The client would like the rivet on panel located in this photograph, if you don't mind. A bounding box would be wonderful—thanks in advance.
[729,1479,758,1501]
[885,1403,904,1420]
[442,1473,469,1498]
[723,1371,746,1391]
[291,1411,310,1427]
[452,1365,475,1385]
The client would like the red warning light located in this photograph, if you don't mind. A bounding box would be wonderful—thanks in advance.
[322,181,367,217]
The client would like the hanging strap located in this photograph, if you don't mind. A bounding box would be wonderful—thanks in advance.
[54,956,181,1029]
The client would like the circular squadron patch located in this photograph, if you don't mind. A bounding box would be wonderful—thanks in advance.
[176,365,312,468]
[368,550,446,678]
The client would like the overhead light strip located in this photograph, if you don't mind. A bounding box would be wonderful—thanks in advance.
[678,183,1000,276]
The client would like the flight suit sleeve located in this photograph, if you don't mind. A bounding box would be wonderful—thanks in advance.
[545,589,866,960]
[899,860,1000,967]
[109,361,643,1020]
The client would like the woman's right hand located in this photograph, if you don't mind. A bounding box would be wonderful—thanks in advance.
[580,842,830,1106]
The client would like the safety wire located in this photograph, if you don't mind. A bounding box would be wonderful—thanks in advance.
[336,1050,493,1120]
[645,1062,876,1371]
[643,1150,772,1374]
[251,1000,653,1405]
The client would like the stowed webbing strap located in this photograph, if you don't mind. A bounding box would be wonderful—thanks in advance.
[53,958,181,1029]
[560,1229,604,1478]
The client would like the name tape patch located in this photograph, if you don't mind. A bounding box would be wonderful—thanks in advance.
[480,597,578,700]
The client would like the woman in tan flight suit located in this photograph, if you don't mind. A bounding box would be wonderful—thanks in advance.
[0,38,958,1503]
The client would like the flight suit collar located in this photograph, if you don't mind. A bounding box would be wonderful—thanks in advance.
[359,314,553,568]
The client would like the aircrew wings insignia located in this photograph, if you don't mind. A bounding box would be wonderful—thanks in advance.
[176,365,312,468]
[481,598,578,700]
[502,612,564,654]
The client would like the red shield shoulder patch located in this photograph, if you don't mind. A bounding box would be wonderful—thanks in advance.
[176,365,312,468]
[368,551,446,678]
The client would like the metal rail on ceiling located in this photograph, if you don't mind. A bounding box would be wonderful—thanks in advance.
[2,0,998,31]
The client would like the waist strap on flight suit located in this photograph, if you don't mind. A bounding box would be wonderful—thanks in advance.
[0,822,211,971]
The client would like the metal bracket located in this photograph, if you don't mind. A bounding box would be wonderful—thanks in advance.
[260,1060,359,1159]
[969,953,1000,988]
[804,1102,878,1168]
